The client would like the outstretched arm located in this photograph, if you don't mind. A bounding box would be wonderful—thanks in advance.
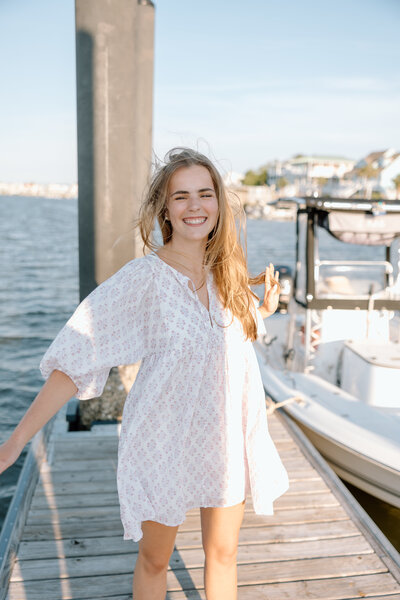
[0,369,77,475]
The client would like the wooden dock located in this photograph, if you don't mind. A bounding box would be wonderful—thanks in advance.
[2,400,400,599]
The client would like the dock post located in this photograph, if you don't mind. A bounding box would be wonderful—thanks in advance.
[75,0,155,300]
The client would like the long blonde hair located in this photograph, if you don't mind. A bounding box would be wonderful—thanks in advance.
[134,147,278,341]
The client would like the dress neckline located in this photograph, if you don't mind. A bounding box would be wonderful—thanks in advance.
[149,251,211,284]
[148,251,213,320]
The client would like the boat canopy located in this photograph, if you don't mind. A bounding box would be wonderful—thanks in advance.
[311,198,400,246]
[294,198,400,310]
[320,212,400,246]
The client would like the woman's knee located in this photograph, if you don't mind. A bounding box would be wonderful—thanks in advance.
[204,539,239,565]
[201,502,244,565]
[138,520,179,573]
[138,548,171,574]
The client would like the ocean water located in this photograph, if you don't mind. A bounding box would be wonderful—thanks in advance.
[0,196,398,549]
[0,196,79,527]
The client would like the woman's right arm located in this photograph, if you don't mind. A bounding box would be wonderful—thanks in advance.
[0,369,78,475]
[0,258,154,476]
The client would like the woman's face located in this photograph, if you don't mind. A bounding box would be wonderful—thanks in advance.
[166,165,219,243]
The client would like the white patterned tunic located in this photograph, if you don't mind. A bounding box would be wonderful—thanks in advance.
[40,251,289,542]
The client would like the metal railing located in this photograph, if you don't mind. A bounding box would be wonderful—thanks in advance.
[0,411,59,599]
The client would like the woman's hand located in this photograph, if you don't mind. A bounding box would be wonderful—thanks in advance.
[0,370,78,478]
[0,438,24,475]
[259,263,280,318]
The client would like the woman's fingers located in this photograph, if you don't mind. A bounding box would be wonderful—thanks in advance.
[265,266,271,291]
[267,264,279,284]
[264,263,280,301]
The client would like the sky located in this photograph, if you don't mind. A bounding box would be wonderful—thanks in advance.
[0,0,399,183]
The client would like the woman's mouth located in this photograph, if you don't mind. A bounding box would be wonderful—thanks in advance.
[182,217,207,226]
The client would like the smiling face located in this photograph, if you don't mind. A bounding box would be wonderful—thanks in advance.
[165,164,219,244]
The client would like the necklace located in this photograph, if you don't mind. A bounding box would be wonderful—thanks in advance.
[157,250,207,292]
[189,278,206,293]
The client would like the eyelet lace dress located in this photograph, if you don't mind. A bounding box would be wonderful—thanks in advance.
[39,252,289,542]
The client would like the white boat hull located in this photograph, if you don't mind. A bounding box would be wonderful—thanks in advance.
[288,415,400,508]
[254,343,400,509]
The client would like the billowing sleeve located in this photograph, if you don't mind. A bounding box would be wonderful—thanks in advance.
[39,257,155,400]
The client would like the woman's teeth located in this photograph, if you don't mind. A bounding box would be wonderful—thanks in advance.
[183,217,207,225]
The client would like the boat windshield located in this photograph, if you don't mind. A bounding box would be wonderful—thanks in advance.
[316,262,391,298]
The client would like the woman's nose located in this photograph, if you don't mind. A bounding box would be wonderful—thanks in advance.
[187,194,201,209]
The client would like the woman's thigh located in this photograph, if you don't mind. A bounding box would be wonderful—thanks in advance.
[200,499,246,558]
[138,520,180,568]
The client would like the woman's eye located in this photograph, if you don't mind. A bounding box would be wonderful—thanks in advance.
[174,194,213,200]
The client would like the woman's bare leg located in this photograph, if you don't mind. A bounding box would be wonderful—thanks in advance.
[132,520,179,600]
[200,499,246,600]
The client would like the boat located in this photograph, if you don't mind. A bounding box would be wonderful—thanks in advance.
[254,197,400,508]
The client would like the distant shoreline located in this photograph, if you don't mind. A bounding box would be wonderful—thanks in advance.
[0,183,77,199]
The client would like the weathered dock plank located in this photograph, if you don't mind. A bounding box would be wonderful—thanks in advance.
[34,589,400,600]
[16,520,361,560]
[10,535,375,581]
[4,556,396,600]
[34,473,327,496]
[27,490,340,517]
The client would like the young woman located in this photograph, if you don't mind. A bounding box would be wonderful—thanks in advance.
[0,147,289,600]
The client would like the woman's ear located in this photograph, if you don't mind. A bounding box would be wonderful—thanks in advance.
[163,202,169,221]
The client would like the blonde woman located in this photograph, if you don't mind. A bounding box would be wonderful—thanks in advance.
[0,148,289,599]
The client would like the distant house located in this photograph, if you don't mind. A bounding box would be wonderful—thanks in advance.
[287,155,355,180]
[268,155,355,197]
[347,148,400,199]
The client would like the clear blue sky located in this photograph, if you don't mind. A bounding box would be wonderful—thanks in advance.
[0,0,399,183]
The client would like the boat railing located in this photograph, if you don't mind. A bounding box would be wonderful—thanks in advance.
[316,260,393,269]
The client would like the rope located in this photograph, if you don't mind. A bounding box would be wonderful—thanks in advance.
[265,395,305,415]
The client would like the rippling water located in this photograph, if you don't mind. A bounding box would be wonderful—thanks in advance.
[0,196,398,550]
[0,196,79,526]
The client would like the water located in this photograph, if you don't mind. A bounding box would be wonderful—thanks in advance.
[0,196,399,550]
[0,196,79,527]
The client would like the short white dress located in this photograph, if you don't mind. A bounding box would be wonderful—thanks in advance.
[40,251,289,542]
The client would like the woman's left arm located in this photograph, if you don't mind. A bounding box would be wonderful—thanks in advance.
[258,304,274,319]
